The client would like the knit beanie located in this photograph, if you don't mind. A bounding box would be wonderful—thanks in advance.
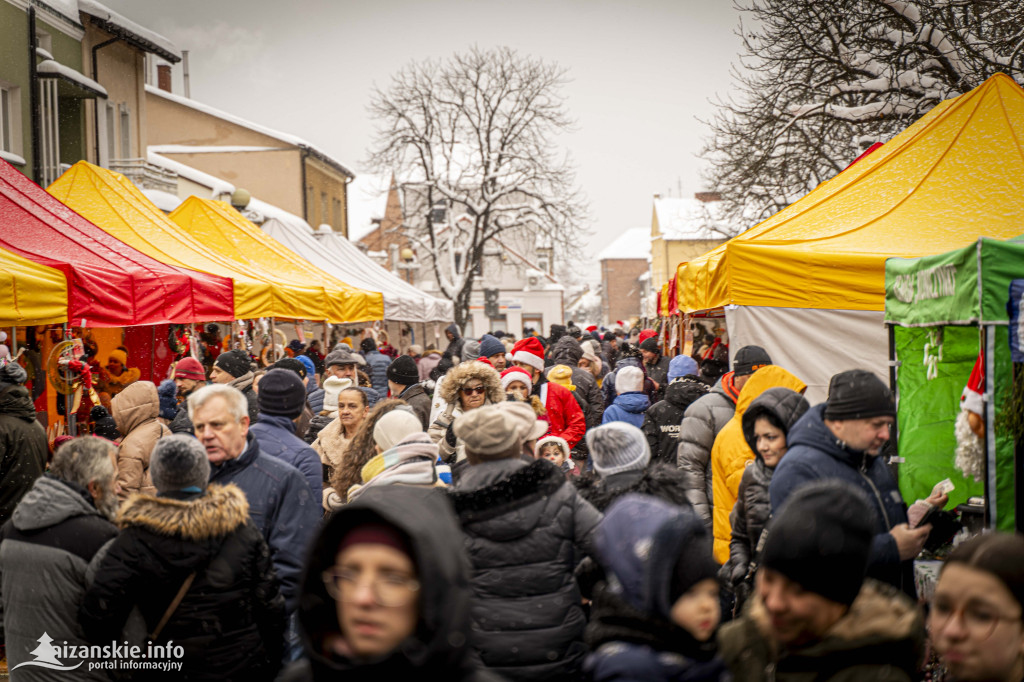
[157,380,179,420]
[586,422,651,476]
[272,357,307,379]
[823,369,895,421]
[173,357,205,382]
[338,522,413,561]
[510,337,545,371]
[257,368,307,418]
[149,434,210,492]
[322,376,353,412]
[108,349,128,366]
[668,355,698,381]
[360,337,378,353]
[373,408,423,451]
[616,366,644,394]
[500,366,533,393]
[761,481,875,606]
[478,334,505,359]
[732,345,772,377]
[387,355,419,386]
[546,365,575,391]
[90,405,120,441]
[462,339,481,362]
[0,360,27,385]
[215,349,251,378]
[639,337,660,353]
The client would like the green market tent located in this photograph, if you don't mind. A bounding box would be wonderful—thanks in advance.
[885,236,1024,531]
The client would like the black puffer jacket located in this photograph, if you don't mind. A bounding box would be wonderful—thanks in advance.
[80,484,286,681]
[575,462,691,513]
[642,379,709,464]
[0,383,47,525]
[449,458,603,681]
[549,336,605,433]
[280,486,499,682]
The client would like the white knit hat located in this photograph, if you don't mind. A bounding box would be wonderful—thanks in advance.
[586,422,651,477]
[373,408,423,451]
[323,376,353,412]
[616,366,644,394]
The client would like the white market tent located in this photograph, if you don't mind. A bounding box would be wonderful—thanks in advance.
[261,219,454,324]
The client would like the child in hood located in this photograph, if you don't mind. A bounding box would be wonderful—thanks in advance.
[537,435,576,477]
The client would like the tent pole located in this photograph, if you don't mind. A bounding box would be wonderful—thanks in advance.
[984,325,997,529]
[62,324,75,437]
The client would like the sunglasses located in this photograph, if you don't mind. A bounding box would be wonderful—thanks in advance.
[461,385,486,396]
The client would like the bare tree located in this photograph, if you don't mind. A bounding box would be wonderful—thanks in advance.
[366,46,588,327]
[703,0,1024,225]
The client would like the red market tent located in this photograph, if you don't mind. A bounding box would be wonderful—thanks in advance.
[0,160,233,326]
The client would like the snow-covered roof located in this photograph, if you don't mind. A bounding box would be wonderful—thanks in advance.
[148,150,235,197]
[653,197,726,240]
[149,145,290,154]
[597,228,651,262]
[78,0,181,63]
[146,85,354,178]
[36,0,81,26]
[347,172,394,242]
[36,60,107,97]
[566,288,601,314]
[141,188,182,212]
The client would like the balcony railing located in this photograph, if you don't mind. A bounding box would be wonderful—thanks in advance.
[109,158,177,193]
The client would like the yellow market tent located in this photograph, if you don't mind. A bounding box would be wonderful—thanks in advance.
[0,247,68,326]
[169,197,383,323]
[48,162,375,322]
[674,73,1024,400]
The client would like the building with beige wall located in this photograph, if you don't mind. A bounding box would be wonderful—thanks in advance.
[650,193,730,290]
[145,83,353,235]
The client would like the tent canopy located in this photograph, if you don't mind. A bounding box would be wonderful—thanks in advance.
[261,219,454,323]
[0,246,67,326]
[169,198,383,324]
[0,159,233,326]
[678,73,1024,313]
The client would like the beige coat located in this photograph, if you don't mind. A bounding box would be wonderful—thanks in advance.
[111,381,169,499]
[312,416,352,511]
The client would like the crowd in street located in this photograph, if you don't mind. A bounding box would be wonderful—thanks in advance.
[0,321,1021,681]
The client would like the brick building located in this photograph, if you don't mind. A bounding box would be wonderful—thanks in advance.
[598,227,650,326]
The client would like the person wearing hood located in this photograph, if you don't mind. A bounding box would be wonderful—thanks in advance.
[447,402,601,681]
[417,347,443,383]
[427,361,504,463]
[79,435,286,680]
[169,357,206,435]
[209,349,259,423]
[585,494,729,682]
[723,387,809,613]
[386,356,430,429]
[0,438,119,680]
[346,409,445,502]
[360,338,391,395]
[602,366,650,428]
[443,323,465,364]
[677,345,773,531]
[279,486,498,681]
[710,364,806,563]
[770,370,947,598]
[111,380,171,499]
[0,360,46,525]
[638,336,671,402]
[642,356,708,464]
[511,337,587,448]
[548,335,605,434]
[718,482,924,681]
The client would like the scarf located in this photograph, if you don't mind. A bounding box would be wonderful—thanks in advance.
[346,433,441,502]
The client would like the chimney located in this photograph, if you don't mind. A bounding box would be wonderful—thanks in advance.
[157,64,172,93]
[694,191,722,203]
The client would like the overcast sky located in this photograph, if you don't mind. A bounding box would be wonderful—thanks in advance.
[103,0,744,273]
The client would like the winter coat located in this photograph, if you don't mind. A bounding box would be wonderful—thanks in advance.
[418,351,441,382]
[346,432,444,501]
[717,580,923,682]
[644,355,672,402]
[575,462,691,513]
[396,382,431,430]
[770,404,915,597]
[643,379,709,465]
[311,416,352,511]
[228,371,260,424]
[602,358,656,408]
[170,402,194,435]
[208,432,320,612]
[249,414,323,504]
[711,366,805,563]
[444,323,466,363]
[80,485,286,681]
[676,373,739,530]
[603,391,650,429]
[428,361,504,463]
[448,458,603,681]
[111,381,170,499]
[279,486,499,682]
[549,336,605,431]
[307,386,325,415]
[362,349,391,394]
[725,388,811,590]
[0,476,117,681]
[0,383,46,525]
[537,378,588,448]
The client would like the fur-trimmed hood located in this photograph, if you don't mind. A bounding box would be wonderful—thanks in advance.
[117,483,250,542]
[438,361,503,405]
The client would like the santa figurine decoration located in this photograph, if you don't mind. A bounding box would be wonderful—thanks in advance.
[955,349,985,481]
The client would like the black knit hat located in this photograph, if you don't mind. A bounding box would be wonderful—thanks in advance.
[761,481,875,605]
[257,369,307,418]
[215,349,251,378]
[824,369,895,421]
[386,355,419,386]
[360,338,377,353]
[639,337,660,353]
[733,345,772,377]
[90,405,121,441]
[272,357,307,380]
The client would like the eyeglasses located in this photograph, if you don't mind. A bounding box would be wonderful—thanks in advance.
[929,599,1021,640]
[460,385,486,396]
[322,567,420,607]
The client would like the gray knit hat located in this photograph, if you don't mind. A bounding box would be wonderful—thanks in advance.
[586,422,651,476]
[149,434,211,492]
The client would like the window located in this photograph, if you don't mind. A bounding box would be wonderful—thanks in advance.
[431,200,447,224]
[320,192,328,227]
[105,102,115,162]
[332,198,342,230]
[0,86,12,152]
[306,185,314,221]
[119,103,131,158]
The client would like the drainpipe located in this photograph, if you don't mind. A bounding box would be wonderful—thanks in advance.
[28,8,41,181]
[91,36,118,164]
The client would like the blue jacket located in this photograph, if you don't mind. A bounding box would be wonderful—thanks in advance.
[770,403,913,596]
[363,350,391,394]
[307,385,324,415]
[602,392,650,428]
[249,414,323,503]
[209,432,320,612]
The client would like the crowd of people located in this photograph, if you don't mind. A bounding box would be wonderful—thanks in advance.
[0,321,1021,681]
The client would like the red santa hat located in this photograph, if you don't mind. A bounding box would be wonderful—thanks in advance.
[511,337,545,371]
[501,366,533,393]
[585,325,598,333]
[638,328,657,344]
[960,349,985,415]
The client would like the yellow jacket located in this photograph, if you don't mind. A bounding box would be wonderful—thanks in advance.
[711,365,805,563]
